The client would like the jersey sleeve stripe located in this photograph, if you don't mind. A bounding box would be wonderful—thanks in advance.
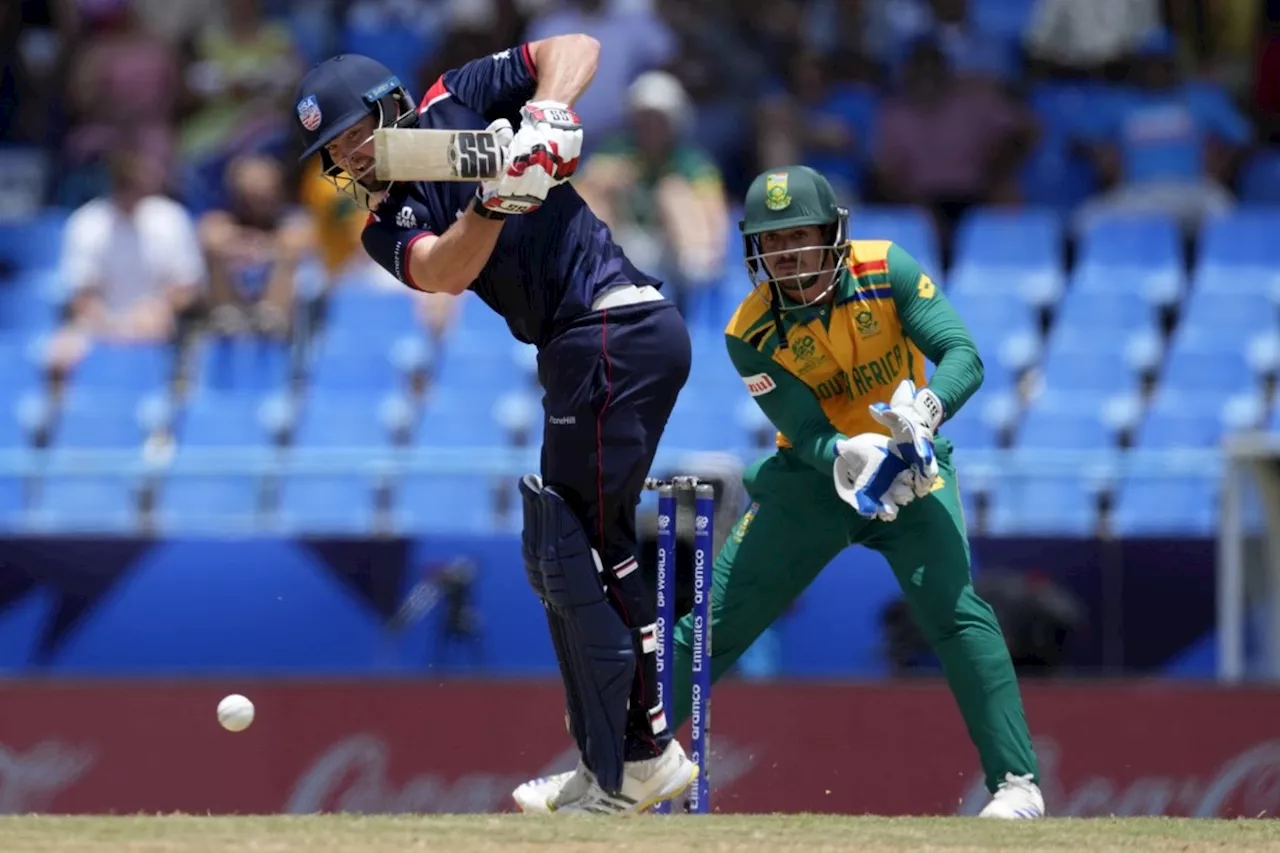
[419,75,451,112]
[521,43,537,76]
[849,259,888,277]
[401,231,435,290]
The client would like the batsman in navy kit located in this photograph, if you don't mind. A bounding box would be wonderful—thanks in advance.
[294,34,697,814]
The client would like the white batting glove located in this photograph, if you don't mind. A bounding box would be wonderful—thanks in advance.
[833,433,917,522]
[475,119,553,217]
[517,100,583,182]
[869,379,943,497]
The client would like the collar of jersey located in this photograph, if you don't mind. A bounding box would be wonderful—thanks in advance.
[781,268,855,329]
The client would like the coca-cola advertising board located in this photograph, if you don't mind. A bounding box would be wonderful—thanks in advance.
[1,680,1278,817]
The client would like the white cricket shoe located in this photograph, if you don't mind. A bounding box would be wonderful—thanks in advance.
[513,760,589,814]
[979,772,1045,819]
[549,740,699,815]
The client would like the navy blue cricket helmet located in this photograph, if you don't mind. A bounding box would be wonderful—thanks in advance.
[294,54,419,202]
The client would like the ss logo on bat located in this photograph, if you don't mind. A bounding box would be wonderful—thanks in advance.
[454,131,500,180]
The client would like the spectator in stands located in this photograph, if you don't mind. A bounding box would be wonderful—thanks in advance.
[870,38,1035,257]
[180,0,302,174]
[656,0,767,193]
[48,145,204,371]
[1254,4,1280,144]
[925,0,1018,83]
[757,47,878,204]
[574,70,728,318]
[198,154,313,340]
[859,0,934,68]
[1073,29,1253,234]
[857,0,1012,82]
[345,0,452,90]
[736,0,807,59]
[60,0,182,206]
[1167,0,1259,96]
[298,155,366,284]
[0,0,39,145]
[1024,0,1160,79]
[128,0,222,49]
[524,0,676,144]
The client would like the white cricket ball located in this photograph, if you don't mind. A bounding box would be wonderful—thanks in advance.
[216,694,255,732]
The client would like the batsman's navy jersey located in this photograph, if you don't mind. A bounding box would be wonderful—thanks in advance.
[361,44,661,347]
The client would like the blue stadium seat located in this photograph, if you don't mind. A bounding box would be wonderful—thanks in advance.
[156,472,265,531]
[307,332,406,394]
[1198,209,1280,274]
[970,0,1037,40]
[1037,342,1141,395]
[1021,83,1104,210]
[1238,150,1280,204]
[0,210,66,272]
[51,392,154,449]
[944,291,1038,373]
[395,474,502,533]
[431,341,525,394]
[953,207,1062,271]
[1015,395,1116,450]
[0,391,39,447]
[1132,390,1230,449]
[1078,213,1181,270]
[68,343,172,392]
[0,270,62,336]
[178,393,275,447]
[1053,285,1158,335]
[1075,214,1182,303]
[1159,338,1258,399]
[452,291,512,338]
[1189,267,1275,297]
[680,373,745,415]
[326,287,421,338]
[950,209,1065,307]
[32,472,142,532]
[414,390,505,446]
[275,474,381,533]
[687,327,737,392]
[1112,474,1217,536]
[0,475,28,530]
[0,337,43,392]
[191,337,292,394]
[1027,82,1104,139]
[939,403,997,450]
[945,289,1037,330]
[848,207,940,274]
[292,392,407,447]
[664,398,737,453]
[1175,289,1277,339]
[986,474,1098,536]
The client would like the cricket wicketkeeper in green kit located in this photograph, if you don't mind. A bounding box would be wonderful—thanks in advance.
[515,164,1044,818]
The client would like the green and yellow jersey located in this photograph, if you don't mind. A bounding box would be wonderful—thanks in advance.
[590,133,724,228]
[725,240,983,474]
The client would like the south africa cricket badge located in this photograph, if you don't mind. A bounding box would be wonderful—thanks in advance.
[855,309,881,338]
[765,173,791,210]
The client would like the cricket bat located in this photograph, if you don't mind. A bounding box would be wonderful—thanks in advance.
[373,128,506,182]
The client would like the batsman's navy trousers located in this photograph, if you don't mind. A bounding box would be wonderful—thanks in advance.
[537,288,691,757]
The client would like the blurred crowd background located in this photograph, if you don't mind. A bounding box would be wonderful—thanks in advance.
[0,0,1278,683]
[0,0,1276,541]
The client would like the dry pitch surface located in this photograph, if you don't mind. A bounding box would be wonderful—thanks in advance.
[4,815,1280,853]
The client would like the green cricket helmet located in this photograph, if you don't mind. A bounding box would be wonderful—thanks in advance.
[740,165,850,312]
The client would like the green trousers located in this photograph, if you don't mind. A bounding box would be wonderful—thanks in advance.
[668,439,1039,793]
